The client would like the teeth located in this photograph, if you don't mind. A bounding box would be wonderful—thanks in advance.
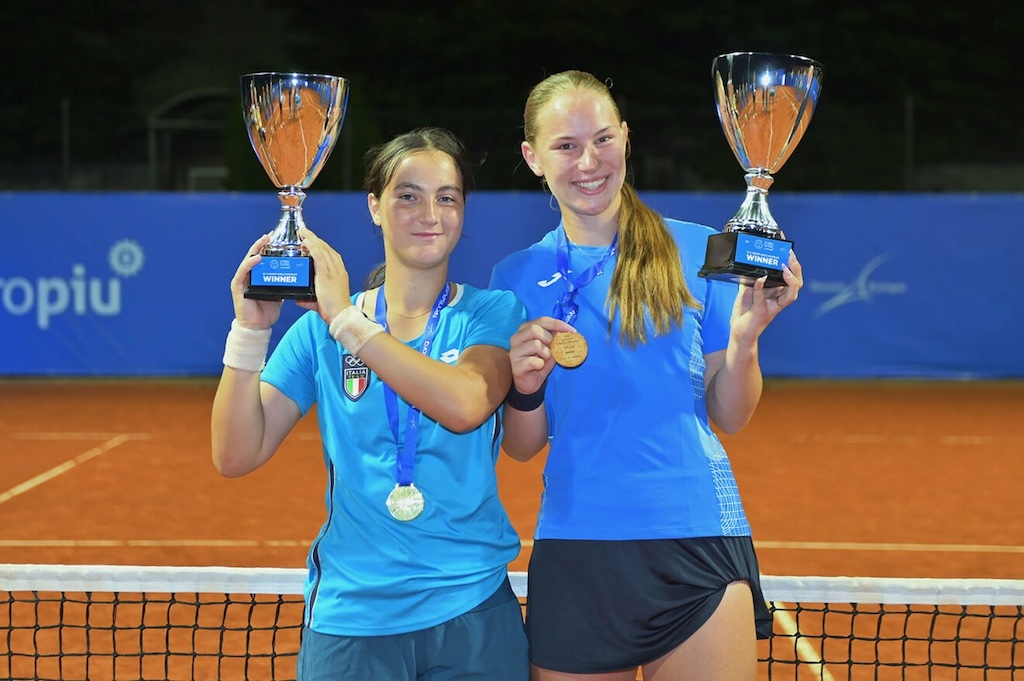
[577,179,604,190]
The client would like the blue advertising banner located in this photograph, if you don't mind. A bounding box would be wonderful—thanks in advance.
[643,193,1024,379]
[1,192,1022,378]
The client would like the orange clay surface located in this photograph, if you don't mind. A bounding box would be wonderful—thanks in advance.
[1,378,1022,581]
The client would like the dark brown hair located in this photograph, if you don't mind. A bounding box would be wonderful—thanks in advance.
[363,127,474,288]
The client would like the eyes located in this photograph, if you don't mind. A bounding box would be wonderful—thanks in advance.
[394,191,463,207]
[552,133,617,152]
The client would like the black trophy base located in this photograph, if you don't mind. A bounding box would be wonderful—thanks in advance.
[244,285,317,301]
[697,231,791,288]
[245,253,316,301]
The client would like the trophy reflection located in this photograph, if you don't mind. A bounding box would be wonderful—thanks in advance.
[698,52,823,287]
[240,72,349,300]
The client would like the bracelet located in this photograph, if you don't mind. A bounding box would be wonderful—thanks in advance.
[329,305,385,355]
[505,379,547,412]
[223,319,272,372]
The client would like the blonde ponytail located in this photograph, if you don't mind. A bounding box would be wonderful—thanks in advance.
[608,184,699,346]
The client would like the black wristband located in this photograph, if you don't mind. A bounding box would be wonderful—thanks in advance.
[505,379,547,412]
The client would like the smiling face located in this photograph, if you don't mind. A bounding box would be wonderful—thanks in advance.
[367,149,464,273]
[522,86,629,230]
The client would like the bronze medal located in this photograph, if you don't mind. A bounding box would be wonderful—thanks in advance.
[386,484,424,521]
[551,331,588,368]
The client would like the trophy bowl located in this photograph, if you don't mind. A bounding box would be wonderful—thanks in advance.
[240,72,349,300]
[698,52,823,287]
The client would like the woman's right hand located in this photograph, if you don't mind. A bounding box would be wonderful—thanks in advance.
[230,234,283,330]
[292,226,353,325]
[509,316,577,395]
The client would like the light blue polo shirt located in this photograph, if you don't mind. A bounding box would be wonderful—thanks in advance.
[261,283,527,636]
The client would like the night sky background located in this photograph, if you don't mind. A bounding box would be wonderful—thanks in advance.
[3,0,1020,192]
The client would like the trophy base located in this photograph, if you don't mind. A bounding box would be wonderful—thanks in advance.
[244,255,316,301]
[698,231,792,288]
[244,285,317,301]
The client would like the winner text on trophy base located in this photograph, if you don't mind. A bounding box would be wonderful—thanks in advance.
[699,229,793,288]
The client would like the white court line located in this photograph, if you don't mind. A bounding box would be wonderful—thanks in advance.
[782,433,1024,445]
[3,538,1019,555]
[771,602,835,681]
[754,540,1024,554]
[2,538,1021,554]
[0,434,146,506]
[12,432,151,441]
[519,539,1023,553]
[0,539,309,548]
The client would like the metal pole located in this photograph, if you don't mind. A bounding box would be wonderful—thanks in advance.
[61,98,70,189]
[904,94,914,191]
[148,119,157,190]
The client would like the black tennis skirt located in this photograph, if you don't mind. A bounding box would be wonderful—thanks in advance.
[525,536,772,673]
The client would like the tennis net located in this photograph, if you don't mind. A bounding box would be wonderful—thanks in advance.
[2,564,1022,680]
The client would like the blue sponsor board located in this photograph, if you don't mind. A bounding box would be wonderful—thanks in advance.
[2,192,1023,378]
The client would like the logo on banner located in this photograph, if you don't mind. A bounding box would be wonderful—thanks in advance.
[809,254,908,317]
[109,240,145,278]
[342,354,370,401]
[0,239,145,330]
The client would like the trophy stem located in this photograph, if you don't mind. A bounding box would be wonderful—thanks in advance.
[724,170,780,237]
[265,187,308,257]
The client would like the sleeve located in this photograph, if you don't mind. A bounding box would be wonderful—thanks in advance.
[667,217,738,356]
[259,312,319,416]
[463,288,527,351]
[699,278,739,355]
[488,258,511,292]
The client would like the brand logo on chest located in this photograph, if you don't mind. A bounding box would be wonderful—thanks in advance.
[342,354,370,401]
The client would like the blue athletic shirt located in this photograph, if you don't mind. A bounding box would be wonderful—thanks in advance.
[489,218,751,541]
[260,284,527,636]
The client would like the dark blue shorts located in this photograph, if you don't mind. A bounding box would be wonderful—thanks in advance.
[525,536,772,673]
[297,577,528,680]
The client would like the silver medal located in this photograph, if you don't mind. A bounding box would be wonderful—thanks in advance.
[386,484,424,521]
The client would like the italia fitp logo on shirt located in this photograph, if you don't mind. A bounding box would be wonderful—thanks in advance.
[343,354,370,401]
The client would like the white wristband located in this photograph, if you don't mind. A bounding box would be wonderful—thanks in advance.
[329,305,384,355]
[223,320,272,372]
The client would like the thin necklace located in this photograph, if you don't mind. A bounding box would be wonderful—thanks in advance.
[388,309,431,319]
[572,241,616,276]
[382,284,453,319]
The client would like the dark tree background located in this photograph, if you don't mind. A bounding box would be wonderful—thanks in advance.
[2,0,1020,192]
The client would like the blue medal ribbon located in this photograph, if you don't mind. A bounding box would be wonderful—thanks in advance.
[374,283,452,487]
[553,225,618,324]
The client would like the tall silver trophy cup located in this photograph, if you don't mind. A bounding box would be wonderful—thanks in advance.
[240,72,349,300]
[698,53,822,287]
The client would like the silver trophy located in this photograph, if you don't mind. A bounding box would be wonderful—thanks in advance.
[240,72,349,300]
[698,52,823,287]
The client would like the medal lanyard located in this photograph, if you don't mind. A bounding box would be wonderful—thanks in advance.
[374,283,451,487]
[552,225,618,324]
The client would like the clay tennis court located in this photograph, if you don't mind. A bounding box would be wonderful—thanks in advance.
[2,378,1023,678]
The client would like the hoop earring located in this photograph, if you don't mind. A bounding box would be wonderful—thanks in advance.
[541,177,559,212]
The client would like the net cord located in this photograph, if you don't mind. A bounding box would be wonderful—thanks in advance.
[3,565,1023,606]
